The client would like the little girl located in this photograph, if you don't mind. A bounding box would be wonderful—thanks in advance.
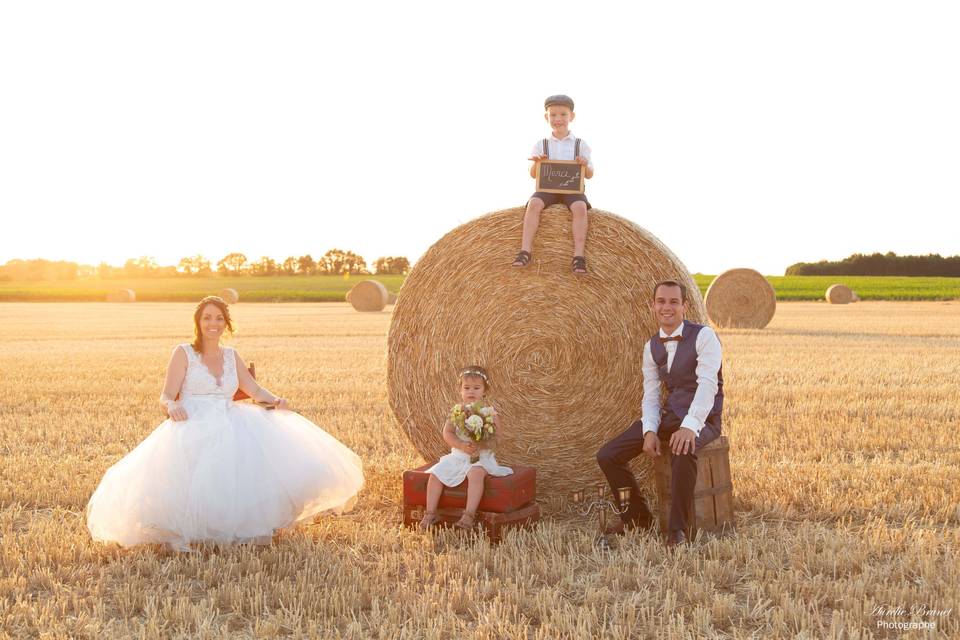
[419,365,513,530]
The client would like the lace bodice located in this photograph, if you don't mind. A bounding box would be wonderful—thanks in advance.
[179,344,239,398]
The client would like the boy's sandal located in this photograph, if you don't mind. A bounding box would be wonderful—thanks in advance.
[418,511,439,530]
[511,250,532,268]
[572,255,588,275]
[453,511,477,530]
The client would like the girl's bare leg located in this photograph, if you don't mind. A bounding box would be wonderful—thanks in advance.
[456,467,488,528]
[420,473,443,529]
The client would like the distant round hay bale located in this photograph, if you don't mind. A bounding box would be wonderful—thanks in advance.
[851,291,860,302]
[387,206,706,500]
[704,268,776,329]
[106,289,135,303]
[219,288,239,304]
[348,280,388,312]
[826,284,853,304]
[387,292,398,305]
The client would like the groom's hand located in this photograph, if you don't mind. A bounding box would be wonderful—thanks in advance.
[642,432,661,457]
[670,428,697,455]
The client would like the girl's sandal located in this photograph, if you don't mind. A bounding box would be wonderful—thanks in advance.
[511,250,532,268]
[572,255,588,275]
[453,511,477,530]
[418,511,439,530]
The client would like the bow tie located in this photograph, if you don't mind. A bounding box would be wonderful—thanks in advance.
[659,335,683,344]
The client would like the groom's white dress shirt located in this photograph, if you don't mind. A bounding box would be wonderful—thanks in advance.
[640,324,723,438]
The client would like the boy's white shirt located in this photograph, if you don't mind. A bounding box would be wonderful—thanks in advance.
[530,131,593,170]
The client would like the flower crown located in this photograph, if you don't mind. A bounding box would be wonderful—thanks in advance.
[459,367,489,383]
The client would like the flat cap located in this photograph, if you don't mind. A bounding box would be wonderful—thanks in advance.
[544,94,574,110]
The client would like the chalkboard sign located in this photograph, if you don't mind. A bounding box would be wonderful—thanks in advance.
[535,160,585,194]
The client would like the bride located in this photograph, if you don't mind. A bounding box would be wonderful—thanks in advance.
[86,296,364,551]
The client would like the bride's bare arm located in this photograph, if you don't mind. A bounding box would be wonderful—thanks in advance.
[159,346,189,421]
[234,351,289,410]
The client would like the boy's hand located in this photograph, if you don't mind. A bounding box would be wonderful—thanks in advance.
[575,155,589,166]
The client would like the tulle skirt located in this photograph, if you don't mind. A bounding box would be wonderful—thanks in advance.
[87,397,364,548]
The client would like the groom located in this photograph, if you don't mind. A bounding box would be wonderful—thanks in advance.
[596,279,724,546]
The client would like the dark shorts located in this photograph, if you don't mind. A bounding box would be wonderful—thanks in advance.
[529,192,592,210]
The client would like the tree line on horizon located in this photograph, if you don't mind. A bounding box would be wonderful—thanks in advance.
[785,252,960,277]
[0,251,410,281]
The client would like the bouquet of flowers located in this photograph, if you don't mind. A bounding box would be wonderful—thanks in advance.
[449,402,496,442]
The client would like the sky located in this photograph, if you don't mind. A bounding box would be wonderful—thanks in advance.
[1,1,958,276]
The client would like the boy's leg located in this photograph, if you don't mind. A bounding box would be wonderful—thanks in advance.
[520,197,546,253]
[570,200,588,257]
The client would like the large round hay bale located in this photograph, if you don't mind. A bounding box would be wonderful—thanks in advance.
[387,206,706,501]
[387,292,398,305]
[106,289,135,303]
[219,288,239,304]
[826,284,853,304]
[704,268,776,329]
[348,280,388,312]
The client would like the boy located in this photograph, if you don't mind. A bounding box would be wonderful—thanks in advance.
[511,94,594,274]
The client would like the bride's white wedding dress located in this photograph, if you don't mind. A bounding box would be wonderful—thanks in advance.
[86,344,364,549]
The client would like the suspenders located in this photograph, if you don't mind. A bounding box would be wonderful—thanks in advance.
[542,138,582,160]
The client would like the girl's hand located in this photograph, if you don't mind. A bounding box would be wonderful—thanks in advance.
[167,402,188,422]
[274,398,290,411]
[460,442,479,455]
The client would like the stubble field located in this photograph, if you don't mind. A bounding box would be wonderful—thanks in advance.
[1,302,958,638]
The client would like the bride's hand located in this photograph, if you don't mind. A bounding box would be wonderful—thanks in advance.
[167,402,188,421]
[274,398,289,411]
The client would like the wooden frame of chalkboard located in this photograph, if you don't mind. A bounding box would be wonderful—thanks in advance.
[535,159,585,194]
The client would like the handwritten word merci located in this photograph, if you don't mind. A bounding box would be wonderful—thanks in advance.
[540,165,580,188]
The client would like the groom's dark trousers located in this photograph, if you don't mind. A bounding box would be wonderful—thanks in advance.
[597,411,720,533]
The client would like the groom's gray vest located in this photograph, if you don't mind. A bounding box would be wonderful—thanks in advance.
[649,320,723,431]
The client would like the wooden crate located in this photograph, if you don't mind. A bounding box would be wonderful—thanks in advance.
[402,502,541,543]
[403,464,536,513]
[653,435,735,538]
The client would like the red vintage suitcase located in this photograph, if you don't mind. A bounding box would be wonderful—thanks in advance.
[402,502,541,542]
[402,464,536,513]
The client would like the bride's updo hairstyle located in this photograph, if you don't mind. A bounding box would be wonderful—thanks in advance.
[191,296,235,353]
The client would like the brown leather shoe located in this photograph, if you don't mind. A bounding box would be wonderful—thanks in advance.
[605,517,654,536]
[603,521,626,536]
[665,529,687,547]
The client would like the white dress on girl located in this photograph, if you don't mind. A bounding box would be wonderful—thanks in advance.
[426,428,513,487]
[86,344,364,549]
